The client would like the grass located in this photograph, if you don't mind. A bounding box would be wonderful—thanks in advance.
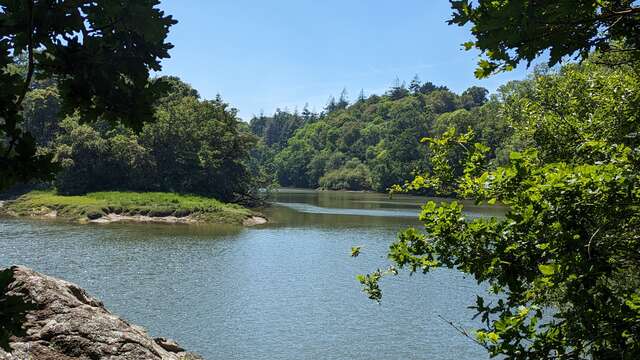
[1,190,256,225]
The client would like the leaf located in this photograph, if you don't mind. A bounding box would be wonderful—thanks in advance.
[538,264,555,276]
[509,152,523,161]
[351,246,362,258]
[536,243,550,250]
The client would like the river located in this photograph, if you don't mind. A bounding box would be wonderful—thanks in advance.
[0,189,501,359]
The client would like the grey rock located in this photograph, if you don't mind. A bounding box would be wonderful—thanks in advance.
[0,266,203,360]
[154,338,185,353]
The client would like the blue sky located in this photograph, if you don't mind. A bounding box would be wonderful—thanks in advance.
[155,0,534,120]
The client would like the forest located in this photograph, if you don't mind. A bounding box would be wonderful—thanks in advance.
[19,74,258,203]
[248,79,508,192]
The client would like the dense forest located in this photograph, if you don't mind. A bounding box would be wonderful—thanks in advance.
[248,77,518,192]
[22,57,637,202]
[20,75,258,203]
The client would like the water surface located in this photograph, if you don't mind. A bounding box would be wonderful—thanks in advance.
[0,189,500,359]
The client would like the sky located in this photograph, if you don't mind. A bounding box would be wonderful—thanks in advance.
[155,0,535,120]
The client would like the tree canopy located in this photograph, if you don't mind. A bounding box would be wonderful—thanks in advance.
[449,0,640,77]
[248,81,505,192]
[359,55,640,359]
[0,0,176,189]
[28,76,259,203]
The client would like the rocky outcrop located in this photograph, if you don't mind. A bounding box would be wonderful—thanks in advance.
[0,266,202,360]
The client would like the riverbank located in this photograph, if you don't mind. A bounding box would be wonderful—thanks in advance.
[0,190,267,226]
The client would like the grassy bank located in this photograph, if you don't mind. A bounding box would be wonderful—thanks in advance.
[0,191,263,225]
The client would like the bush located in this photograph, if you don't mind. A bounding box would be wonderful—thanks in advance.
[319,159,373,190]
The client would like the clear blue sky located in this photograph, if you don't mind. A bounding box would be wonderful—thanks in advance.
[155,0,534,120]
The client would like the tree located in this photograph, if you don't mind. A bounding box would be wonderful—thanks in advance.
[152,75,200,106]
[409,75,422,95]
[22,82,61,146]
[53,117,153,195]
[319,158,373,191]
[388,77,409,100]
[325,95,338,113]
[359,57,640,359]
[0,0,176,189]
[460,86,489,109]
[449,0,640,77]
[51,77,258,202]
[142,95,255,202]
[337,88,349,109]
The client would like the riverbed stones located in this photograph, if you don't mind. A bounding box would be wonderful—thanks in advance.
[0,266,203,360]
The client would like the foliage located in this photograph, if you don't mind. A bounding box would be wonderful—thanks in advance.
[2,190,254,224]
[449,0,640,77]
[319,158,373,191]
[22,81,61,146]
[51,79,257,203]
[142,94,256,202]
[53,116,153,195]
[250,80,504,192]
[359,58,640,359]
[0,0,176,188]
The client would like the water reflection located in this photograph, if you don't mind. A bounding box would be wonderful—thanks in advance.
[0,189,498,360]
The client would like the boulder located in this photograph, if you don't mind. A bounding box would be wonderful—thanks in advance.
[0,266,202,360]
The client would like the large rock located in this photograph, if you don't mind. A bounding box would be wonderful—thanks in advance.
[0,266,202,360]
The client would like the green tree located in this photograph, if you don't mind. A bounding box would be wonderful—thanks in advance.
[142,95,255,202]
[53,117,154,195]
[319,158,373,191]
[22,82,61,146]
[360,58,640,359]
[0,0,176,189]
[449,0,640,77]
[460,86,489,110]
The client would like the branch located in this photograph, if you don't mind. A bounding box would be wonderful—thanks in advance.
[437,314,489,350]
[6,0,35,158]
[15,0,35,108]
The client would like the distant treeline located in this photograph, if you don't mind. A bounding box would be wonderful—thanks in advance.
[23,60,632,201]
[248,77,520,192]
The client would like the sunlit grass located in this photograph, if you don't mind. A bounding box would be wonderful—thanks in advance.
[2,190,253,224]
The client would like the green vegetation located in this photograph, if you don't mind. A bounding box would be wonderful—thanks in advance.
[11,75,259,204]
[354,7,640,359]
[450,0,640,77]
[0,0,176,189]
[47,77,257,203]
[2,0,639,358]
[2,190,254,225]
[249,80,508,192]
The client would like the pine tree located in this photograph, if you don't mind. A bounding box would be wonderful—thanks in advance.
[337,88,349,109]
[409,75,422,94]
[358,89,366,102]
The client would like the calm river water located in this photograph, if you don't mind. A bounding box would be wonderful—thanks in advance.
[0,189,502,360]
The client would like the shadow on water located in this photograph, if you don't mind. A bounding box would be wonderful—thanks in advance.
[260,188,504,229]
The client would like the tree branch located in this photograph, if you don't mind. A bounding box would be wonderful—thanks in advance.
[15,0,35,109]
[6,0,35,158]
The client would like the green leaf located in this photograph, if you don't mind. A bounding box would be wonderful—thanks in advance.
[538,264,555,276]
[351,246,362,257]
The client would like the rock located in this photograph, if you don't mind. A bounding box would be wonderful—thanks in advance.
[0,266,203,360]
[243,216,268,226]
[154,337,185,353]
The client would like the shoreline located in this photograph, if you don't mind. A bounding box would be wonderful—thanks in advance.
[0,190,267,227]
